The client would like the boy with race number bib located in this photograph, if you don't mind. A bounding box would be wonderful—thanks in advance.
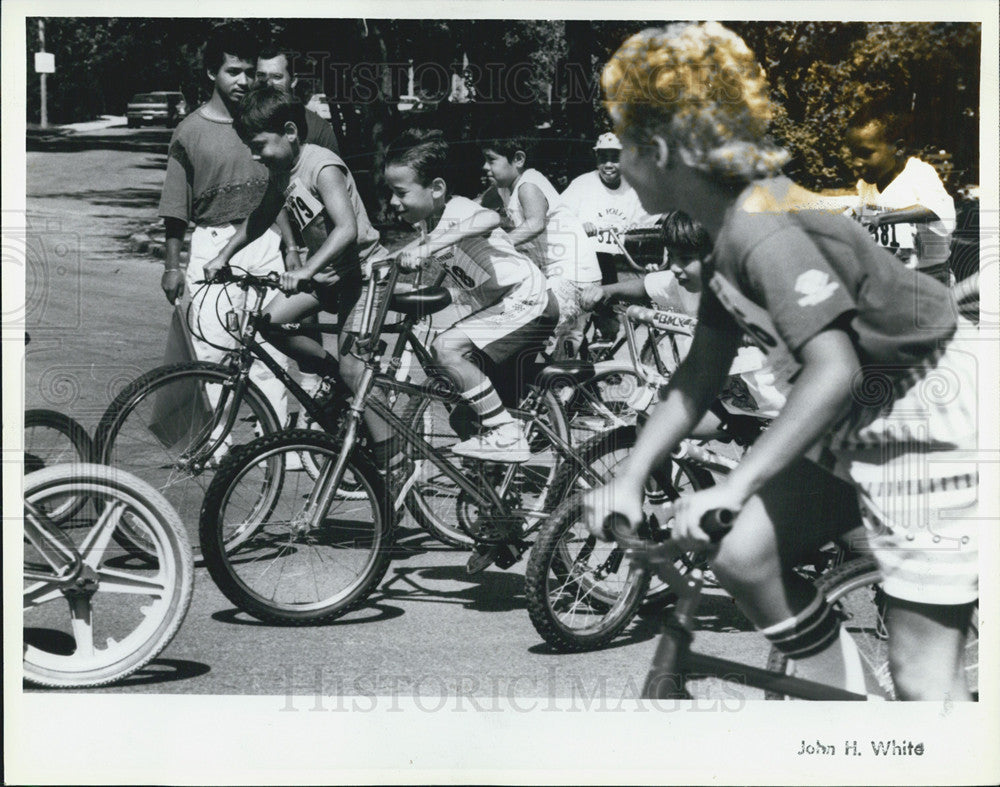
[587,23,978,700]
[580,210,786,426]
[386,129,558,463]
[202,85,404,472]
[480,137,603,359]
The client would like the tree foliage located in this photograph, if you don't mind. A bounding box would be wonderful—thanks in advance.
[26,17,982,196]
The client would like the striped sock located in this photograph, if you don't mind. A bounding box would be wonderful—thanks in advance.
[761,592,840,659]
[462,379,513,429]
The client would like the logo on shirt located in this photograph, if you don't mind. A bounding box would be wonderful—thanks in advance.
[795,270,839,306]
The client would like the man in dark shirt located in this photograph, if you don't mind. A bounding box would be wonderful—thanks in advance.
[255,46,340,154]
[158,22,290,425]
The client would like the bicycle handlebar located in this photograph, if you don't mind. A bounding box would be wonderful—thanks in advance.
[624,304,697,335]
[602,507,734,546]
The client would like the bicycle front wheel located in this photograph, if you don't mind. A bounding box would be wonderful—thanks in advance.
[199,429,392,625]
[764,556,980,700]
[525,492,651,651]
[94,361,282,560]
[23,464,193,688]
[24,409,95,519]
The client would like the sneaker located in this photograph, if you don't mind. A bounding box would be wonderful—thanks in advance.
[450,422,531,463]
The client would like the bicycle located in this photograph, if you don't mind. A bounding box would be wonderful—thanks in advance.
[92,264,444,560]
[23,463,194,688]
[196,259,631,624]
[25,409,95,520]
[600,508,978,701]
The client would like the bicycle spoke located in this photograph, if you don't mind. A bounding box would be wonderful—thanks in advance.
[23,580,66,608]
[67,594,95,657]
[79,500,128,568]
[95,567,170,597]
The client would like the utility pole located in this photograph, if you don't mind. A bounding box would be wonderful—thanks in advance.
[38,20,48,128]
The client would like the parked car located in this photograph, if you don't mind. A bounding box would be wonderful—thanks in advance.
[126,92,188,128]
[305,93,331,120]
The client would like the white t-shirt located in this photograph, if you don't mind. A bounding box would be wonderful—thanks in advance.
[506,168,602,284]
[854,157,955,270]
[421,195,546,313]
[561,171,655,255]
[643,270,785,417]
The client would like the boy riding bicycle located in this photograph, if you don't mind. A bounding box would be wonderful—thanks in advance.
[202,84,404,472]
[586,23,978,700]
[385,129,558,463]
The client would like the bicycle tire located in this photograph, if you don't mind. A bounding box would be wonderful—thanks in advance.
[24,409,95,520]
[400,387,570,549]
[94,361,282,560]
[550,424,714,606]
[23,464,193,688]
[525,492,651,651]
[764,556,980,700]
[199,429,392,625]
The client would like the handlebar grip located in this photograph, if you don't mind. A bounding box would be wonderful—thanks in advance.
[601,512,634,542]
[701,509,735,542]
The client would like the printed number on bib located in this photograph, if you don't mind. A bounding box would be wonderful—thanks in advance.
[284,179,323,232]
[447,265,478,289]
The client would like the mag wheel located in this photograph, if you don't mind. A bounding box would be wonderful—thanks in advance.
[764,556,980,700]
[23,464,193,688]
[199,429,392,625]
[94,361,281,561]
[525,493,651,651]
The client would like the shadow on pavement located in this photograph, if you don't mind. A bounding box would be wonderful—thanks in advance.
[377,563,525,613]
[210,602,405,628]
[27,128,172,153]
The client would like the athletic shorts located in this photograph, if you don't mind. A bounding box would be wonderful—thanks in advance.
[820,331,979,605]
[451,290,559,365]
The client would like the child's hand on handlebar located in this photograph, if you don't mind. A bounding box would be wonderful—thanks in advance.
[670,483,744,550]
[203,256,229,282]
[579,283,607,312]
[397,245,430,272]
[583,477,645,541]
[280,268,315,293]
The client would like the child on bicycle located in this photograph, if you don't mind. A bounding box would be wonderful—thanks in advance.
[587,22,978,700]
[386,129,558,462]
[845,100,956,285]
[201,84,402,472]
[480,137,603,359]
[579,210,785,422]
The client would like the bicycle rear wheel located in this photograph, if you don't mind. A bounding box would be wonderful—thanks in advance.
[94,361,281,560]
[401,387,570,549]
[23,464,193,688]
[199,429,392,625]
[764,556,980,700]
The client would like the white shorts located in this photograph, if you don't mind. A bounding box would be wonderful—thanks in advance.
[824,335,979,605]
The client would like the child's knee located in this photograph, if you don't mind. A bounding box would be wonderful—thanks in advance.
[431,333,467,365]
[710,514,781,592]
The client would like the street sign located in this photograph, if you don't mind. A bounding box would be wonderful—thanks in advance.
[35,52,55,73]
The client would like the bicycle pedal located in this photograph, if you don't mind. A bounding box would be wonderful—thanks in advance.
[466,546,499,574]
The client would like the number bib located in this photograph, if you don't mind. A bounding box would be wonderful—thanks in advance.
[284,178,323,233]
[708,271,798,398]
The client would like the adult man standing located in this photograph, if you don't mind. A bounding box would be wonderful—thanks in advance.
[158,22,290,427]
[561,132,657,340]
[255,45,340,154]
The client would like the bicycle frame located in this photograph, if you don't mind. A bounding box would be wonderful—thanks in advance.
[179,273,440,471]
[612,516,868,701]
[303,261,607,537]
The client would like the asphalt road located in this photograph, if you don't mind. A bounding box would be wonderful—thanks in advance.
[20,134,769,704]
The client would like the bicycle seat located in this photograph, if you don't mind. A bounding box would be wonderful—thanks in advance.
[389,286,452,316]
[534,360,596,390]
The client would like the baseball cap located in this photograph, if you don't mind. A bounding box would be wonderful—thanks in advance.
[593,132,623,151]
